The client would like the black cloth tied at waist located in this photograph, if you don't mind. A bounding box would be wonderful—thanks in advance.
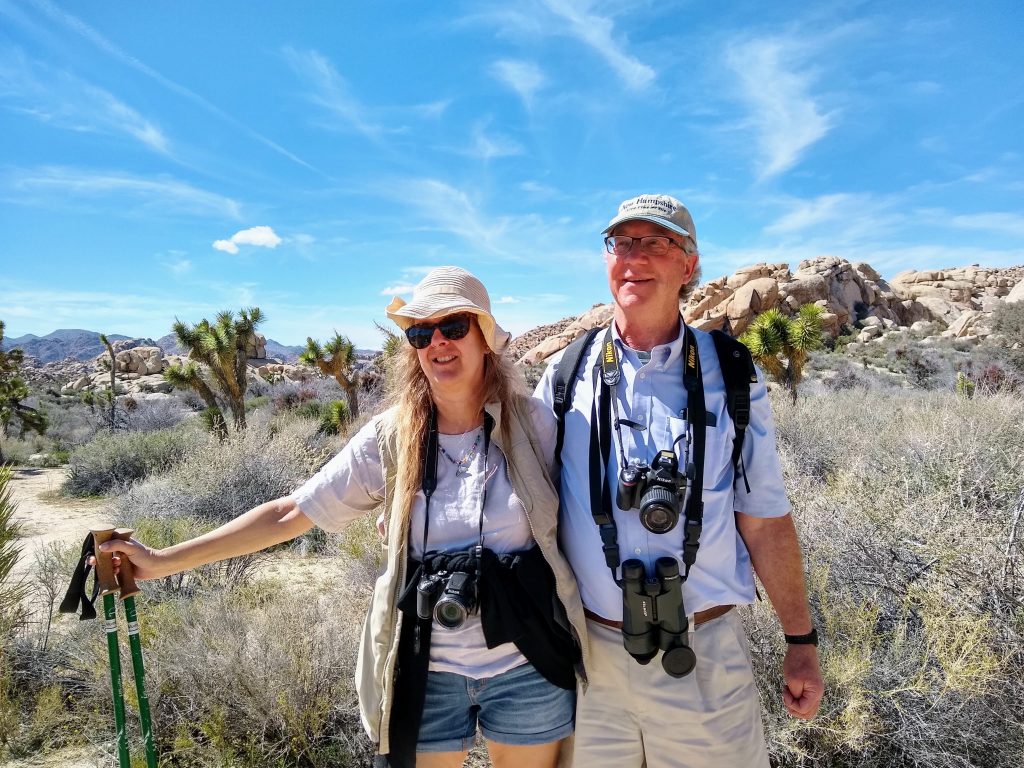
[380,544,579,767]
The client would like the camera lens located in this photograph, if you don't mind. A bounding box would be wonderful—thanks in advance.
[434,598,468,630]
[639,487,679,533]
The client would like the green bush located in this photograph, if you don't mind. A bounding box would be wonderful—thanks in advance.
[62,425,204,496]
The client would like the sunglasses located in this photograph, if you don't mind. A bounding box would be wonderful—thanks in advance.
[404,313,473,349]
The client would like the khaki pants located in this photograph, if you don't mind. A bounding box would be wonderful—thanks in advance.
[574,610,770,768]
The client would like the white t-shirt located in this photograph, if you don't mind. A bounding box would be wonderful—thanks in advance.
[291,405,558,678]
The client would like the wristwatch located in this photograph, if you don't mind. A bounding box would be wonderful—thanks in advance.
[784,628,819,646]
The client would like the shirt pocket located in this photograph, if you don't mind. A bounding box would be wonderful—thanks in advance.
[666,413,731,492]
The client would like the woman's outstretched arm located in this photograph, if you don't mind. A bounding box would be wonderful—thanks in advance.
[100,497,315,580]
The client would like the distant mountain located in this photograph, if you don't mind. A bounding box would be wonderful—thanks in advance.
[4,329,135,364]
[6,328,367,365]
[264,338,304,363]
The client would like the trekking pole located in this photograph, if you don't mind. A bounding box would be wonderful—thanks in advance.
[114,527,158,768]
[91,527,131,768]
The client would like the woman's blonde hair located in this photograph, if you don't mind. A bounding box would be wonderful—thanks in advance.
[384,321,528,528]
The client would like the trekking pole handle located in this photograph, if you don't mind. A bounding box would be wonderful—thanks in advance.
[113,528,141,599]
[90,527,121,596]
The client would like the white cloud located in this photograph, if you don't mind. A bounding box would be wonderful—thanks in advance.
[496,296,520,304]
[764,193,861,234]
[467,121,524,159]
[169,259,192,276]
[724,35,835,179]
[292,233,316,245]
[4,166,242,219]
[491,60,546,109]
[540,0,655,89]
[468,1,655,89]
[380,283,417,296]
[949,212,1024,238]
[0,49,170,154]
[24,0,318,174]
[212,226,283,254]
[284,47,392,140]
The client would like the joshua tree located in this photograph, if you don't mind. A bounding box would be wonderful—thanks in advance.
[300,332,361,420]
[164,307,264,433]
[739,304,824,404]
[97,333,119,432]
[0,321,47,463]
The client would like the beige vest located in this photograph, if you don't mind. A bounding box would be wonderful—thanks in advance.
[355,398,589,754]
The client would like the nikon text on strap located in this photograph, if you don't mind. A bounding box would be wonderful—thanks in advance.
[553,325,755,485]
[585,324,708,582]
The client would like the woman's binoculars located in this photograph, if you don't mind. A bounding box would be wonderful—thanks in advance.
[621,557,697,678]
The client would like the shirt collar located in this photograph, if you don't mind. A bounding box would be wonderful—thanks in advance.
[611,317,686,371]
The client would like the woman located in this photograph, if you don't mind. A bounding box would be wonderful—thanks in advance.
[101,266,588,768]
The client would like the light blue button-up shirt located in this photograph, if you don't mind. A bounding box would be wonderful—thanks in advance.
[534,320,790,620]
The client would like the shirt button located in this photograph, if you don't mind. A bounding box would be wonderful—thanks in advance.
[634,548,642,554]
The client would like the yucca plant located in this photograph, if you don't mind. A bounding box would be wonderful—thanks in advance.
[0,320,47,464]
[300,332,361,419]
[739,303,824,403]
[165,307,264,434]
[0,466,27,633]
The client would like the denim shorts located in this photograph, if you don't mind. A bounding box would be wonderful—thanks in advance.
[416,662,575,753]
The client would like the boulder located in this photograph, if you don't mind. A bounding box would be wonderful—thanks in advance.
[727,278,779,335]
[1007,282,1024,304]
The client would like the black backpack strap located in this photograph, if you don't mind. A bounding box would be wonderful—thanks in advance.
[710,329,757,493]
[551,327,602,465]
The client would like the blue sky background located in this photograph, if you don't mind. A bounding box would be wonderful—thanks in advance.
[2,0,1022,348]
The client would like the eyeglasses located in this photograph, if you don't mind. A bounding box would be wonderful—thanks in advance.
[404,314,473,349]
[604,235,684,257]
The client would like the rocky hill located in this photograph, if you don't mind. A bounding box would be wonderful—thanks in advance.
[2,329,144,363]
[2,328,305,365]
[513,259,1024,365]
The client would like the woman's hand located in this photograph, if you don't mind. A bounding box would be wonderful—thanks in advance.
[98,536,176,581]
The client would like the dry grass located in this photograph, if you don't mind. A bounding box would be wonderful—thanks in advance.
[747,388,1024,767]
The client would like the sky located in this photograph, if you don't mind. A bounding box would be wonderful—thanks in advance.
[1,0,1022,349]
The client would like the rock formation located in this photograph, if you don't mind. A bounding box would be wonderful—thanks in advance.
[516,259,1023,365]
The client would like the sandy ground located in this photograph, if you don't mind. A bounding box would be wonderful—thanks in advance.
[6,467,113,583]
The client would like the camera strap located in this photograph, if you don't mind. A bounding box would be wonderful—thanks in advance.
[587,323,708,582]
[420,406,494,555]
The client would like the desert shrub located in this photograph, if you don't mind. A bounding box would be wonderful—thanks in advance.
[245,395,270,411]
[990,301,1024,370]
[123,397,191,432]
[271,382,319,412]
[113,418,338,528]
[62,425,204,497]
[139,584,375,767]
[752,389,1024,767]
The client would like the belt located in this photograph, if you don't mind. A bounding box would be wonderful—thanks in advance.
[584,604,734,630]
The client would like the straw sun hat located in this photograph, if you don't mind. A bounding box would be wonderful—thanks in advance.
[385,266,511,354]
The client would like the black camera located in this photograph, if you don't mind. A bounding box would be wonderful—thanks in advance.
[416,570,479,630]
[616,450,688,534]
[620,557,696,678]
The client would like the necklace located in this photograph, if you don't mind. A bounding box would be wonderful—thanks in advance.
[438,430,482,477]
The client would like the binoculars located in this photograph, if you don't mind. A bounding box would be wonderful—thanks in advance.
[621,556,697,678]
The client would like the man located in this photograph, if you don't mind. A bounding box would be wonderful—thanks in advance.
[535,194,823,767]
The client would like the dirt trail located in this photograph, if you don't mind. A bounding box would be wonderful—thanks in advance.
[6,467,113,582]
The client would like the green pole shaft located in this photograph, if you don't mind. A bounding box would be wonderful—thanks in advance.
[102,593,130,768]
[123,595,158,768]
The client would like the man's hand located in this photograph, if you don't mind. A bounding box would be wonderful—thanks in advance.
[782,644,824,719]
